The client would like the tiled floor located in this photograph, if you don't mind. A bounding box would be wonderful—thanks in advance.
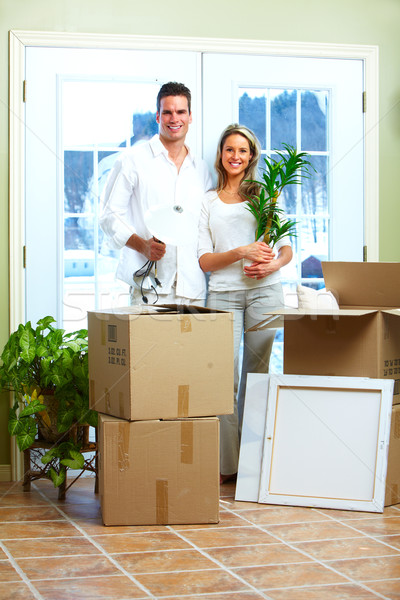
[1,478,400,600]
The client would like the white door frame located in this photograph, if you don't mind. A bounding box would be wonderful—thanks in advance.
[8,30,379,479]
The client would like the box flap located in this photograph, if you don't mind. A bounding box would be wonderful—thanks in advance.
[322,262,400,308]
[88,304,228,317]
[247,308,378,332]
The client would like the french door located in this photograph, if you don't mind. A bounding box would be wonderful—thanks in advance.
[203,53,364,289]
[24,46,365,331]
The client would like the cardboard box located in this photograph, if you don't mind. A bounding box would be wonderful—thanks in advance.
[88,305,233,421]
[98,413,220,526]
[385,404,400,506]
[253,263,400,403]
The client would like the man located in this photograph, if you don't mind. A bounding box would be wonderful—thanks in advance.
[100,82,212,305]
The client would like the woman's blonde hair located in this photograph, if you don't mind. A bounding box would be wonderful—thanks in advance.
[215,123,261,198]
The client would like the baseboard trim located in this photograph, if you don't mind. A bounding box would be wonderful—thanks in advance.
[0,464,12,481]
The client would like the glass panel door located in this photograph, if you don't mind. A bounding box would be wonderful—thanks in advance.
[25,47,200,330]
[203,53,364,371]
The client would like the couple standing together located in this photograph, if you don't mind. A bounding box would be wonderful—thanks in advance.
[100,81,293,482]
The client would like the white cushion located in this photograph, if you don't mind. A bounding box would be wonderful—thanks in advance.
[296,284,339,310]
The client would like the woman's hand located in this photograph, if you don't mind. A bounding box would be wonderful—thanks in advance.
[244,245,293,280]
[241,241,274,263]
[244,259,279,279]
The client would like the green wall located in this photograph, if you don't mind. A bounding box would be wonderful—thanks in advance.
[1,0,400,468]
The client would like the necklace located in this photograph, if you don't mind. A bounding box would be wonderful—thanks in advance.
[222,188,239,196]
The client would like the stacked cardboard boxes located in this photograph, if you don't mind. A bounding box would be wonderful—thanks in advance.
[253,262,400,506]
[88,304,234,525]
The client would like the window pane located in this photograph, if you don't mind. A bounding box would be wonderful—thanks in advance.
[64,216,94,251]
[301,90,328,152]
[302,155,328,215]
[62,81,160,146]
[64,150,94,213]
[239,89,266,148]
[299,217,329,284]
[271,89,296,150]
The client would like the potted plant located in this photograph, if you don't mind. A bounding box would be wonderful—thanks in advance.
[0,316,98,489]
[245,143,314,246]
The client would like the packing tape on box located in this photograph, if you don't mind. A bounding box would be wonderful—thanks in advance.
[180,421,194,464]
[117,422,130,472]
[119,392,125,420]
[179,315,192,333]
[105,388,111,413]
[156,479,168,524]
[178,385,189,417]
[394,410,400,438]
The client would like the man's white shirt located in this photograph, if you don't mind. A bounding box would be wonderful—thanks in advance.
[100,135,212,300]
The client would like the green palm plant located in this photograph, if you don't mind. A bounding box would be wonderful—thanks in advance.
[246,143,315,245]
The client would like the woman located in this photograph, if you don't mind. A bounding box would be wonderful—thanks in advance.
[198,123,293,482]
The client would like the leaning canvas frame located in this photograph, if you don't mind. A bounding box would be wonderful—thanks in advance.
[235,373,270,502]
[260,374,393,512]
[236,373,394,513]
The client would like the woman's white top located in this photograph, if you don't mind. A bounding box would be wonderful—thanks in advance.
[198,190,290,292]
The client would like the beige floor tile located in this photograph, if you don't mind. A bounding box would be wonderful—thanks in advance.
[4,536,100,558]
[294,536,400,560]
[56,502,101,520]
[171,509,249,529]
[0,581,38,599]
[135,568,249,596]
[114,548,217,573]
[327,555,400,581]
[177,525,277,548]
[33,574,149,599]
[75,517,166,535]
[365,579,400,598]
[167,594,266,600]
[206,542,312,567]
[0,559,22,582]
[16,553,120,580]
[0,505,64,522]
[0,520,81,539]
[264,520,358,542]
[233,562,347,589]
[237,506,328,525]
[92,531,191,553]
[376,535,400,550]
[316,506,400,520]
[344,517,400,537]
[0,491,50,507]
[265,583,384,599]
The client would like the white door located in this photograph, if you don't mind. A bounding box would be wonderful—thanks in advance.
[203,53,364,288]
[25,49,364,330]
[25,47,200,330]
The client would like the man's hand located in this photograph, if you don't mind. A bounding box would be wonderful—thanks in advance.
[145,237,166,261]
[126,234,166,261]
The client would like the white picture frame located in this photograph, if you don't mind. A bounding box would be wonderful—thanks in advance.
[237,374,394,513]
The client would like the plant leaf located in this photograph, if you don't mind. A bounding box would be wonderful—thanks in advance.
[15,418,37,451]
[48,466,66,487]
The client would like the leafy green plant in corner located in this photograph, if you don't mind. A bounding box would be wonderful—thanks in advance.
[246,143,315,246]
[0,316,97,487]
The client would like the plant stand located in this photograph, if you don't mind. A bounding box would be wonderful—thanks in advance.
[22,425,98,500]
